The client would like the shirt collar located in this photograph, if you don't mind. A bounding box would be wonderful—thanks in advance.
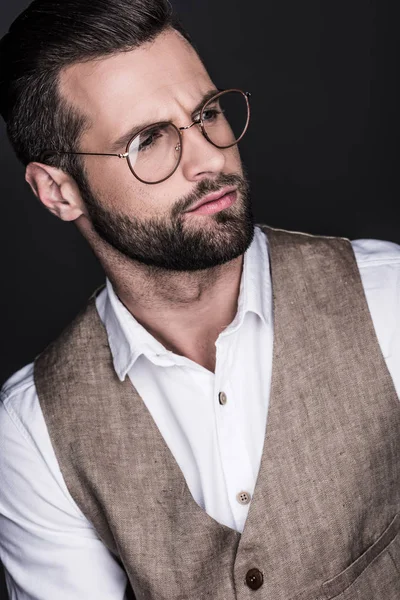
[99,225,272,381]
[100,279,168,381]
[224,225,271,335]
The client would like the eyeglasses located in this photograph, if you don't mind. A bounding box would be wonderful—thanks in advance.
[40,88,251,185]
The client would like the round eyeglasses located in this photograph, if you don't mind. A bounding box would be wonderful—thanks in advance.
[40,88,251,185]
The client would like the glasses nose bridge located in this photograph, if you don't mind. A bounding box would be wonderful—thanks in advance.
[178,119,202,134]
[177,119,212,153]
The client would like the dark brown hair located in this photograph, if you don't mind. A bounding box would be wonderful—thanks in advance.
[0,0,191,180]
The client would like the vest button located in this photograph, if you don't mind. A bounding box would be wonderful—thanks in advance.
[245,568,264,590]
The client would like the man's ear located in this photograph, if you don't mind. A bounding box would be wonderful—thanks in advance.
[25,162,87,221]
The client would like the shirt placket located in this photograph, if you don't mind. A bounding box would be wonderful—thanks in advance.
[213,335,256,533]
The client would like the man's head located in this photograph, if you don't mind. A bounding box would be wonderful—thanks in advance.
[0,0,254,272]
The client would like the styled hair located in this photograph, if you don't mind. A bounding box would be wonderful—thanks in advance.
[0,0,191,178]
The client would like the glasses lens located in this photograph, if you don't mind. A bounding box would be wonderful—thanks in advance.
[201,90,250,149]
[128,123,181,184]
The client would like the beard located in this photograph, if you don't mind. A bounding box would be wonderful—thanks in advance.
[79,170,255,271]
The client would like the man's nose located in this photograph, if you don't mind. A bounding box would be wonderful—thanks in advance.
[178,122,226,182]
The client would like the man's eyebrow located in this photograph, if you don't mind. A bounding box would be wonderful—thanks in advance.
[190,88,221,119]
[110,88,220,152]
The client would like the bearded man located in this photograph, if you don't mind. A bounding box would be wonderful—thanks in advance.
[1,1,400,599]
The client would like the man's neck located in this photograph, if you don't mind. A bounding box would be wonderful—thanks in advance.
[110,256,243,373]
[78,217,244,372]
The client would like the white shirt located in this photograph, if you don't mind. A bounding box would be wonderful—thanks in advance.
[1,226,400,599]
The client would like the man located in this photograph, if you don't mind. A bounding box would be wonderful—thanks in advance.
[0,0,400,598]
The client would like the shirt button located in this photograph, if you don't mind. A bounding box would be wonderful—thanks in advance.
[237,491,252,505]
[245,568,264,590]
[218,391,228,405]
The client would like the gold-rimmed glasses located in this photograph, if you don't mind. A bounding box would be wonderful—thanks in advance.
[40,88,251,185]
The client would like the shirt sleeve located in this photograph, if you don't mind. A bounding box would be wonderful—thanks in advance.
[0,366,128,600]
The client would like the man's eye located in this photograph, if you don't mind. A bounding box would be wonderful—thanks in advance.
[202,108,222,122]
[138,128,162,151]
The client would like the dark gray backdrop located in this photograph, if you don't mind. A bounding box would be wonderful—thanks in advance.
[0,0,398,598]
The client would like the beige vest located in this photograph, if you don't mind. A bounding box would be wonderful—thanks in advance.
[34,227,400,599]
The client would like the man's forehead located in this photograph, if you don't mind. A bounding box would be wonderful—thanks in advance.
[60,30,211,127]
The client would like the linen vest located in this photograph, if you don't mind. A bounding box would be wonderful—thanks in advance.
[34,226,400,599]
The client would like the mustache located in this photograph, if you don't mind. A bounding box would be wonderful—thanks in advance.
[171,172,250,220]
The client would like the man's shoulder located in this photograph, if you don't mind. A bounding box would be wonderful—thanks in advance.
[1,286,110,429]
[1,299,99,417]
[260,225,400,268]
[1,362,36,408]
[351,237,400,269]
[1,362,38,436]
[1,291,104,422]
[0,363,44,467]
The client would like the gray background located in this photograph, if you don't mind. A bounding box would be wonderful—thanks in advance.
[0,0,399,597]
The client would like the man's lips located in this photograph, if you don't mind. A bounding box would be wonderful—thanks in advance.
[184,187,238,216]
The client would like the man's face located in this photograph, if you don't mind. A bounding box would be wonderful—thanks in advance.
[60,29,254,271]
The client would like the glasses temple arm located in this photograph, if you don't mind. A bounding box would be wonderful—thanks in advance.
[39,150,128,162]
